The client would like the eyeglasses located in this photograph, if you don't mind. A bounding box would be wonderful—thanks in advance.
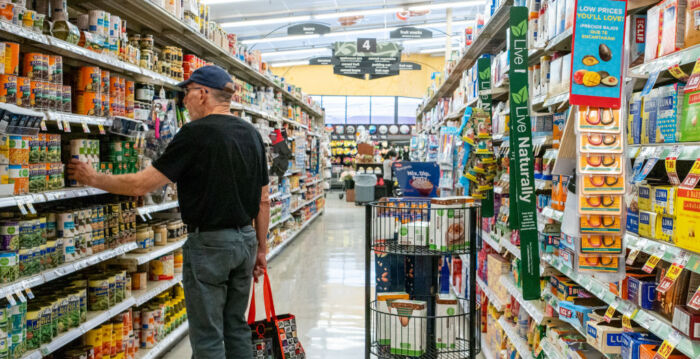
[586,134,618,146]
[585,107,615,126]
[589,175,620,187]
[586,154,618,167]
[184,87,208,95]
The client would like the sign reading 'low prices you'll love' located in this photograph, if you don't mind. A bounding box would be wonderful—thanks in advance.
[569,0,628,109]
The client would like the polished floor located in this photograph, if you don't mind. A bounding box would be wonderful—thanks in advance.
[164,194,366,358]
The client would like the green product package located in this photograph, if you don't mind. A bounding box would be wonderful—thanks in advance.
[678,89,700,142]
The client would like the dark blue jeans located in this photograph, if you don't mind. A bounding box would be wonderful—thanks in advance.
[182,226,258,359]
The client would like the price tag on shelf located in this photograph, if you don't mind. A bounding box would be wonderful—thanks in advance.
[56,117,63,131]
[684,59,700,93]
[40,119,47,132]
[668,64,690,82]
[666,145,683,185]
[24,286,34,300]
[627,248,641,265]
[25,201,36,215]
[680,159,700,190]
[14,289,25,303]
[63,119,71,132]
[5,294,16,306]
[16,199,28,216]
[643,255,661,273]
[689,285,700,310]
[631,152,650,183]
[81,119,90,133]
[642,71,661,98]
[603,300,618,323]
[98,124,105,135]
[622,315,633,331]
[653,340,676,359]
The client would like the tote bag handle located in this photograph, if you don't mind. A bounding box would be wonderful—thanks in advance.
[247,269,278,324]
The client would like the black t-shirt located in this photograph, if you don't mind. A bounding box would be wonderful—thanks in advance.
[152,114,269,228]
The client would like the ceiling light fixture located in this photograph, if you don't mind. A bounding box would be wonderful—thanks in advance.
[419,47,449,54]
[202,0,253,4]
[241,34,320,44]
[408,0,484,11]
[260,48,330,58]
[220,15,312,28]
[312,7,404,20]
[269,60,311,67]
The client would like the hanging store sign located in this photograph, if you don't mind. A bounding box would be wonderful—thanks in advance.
[390,27,433,39]
[287,23,331,35]
[309,57,334,65]
[569,0,628,109]
[477,56,494,218]
[399,62,422,71]
[508,6,540,300]
[332,42,402,79]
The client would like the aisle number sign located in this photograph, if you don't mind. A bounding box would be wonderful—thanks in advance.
[569,0,628,109]
[508,6,540,300]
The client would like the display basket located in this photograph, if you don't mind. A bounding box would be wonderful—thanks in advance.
[369,295,478,359]
[369,199,481,256]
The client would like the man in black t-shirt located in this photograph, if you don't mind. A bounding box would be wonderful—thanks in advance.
[68,65,270,358]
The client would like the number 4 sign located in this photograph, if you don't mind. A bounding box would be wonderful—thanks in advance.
[357,38,377,53]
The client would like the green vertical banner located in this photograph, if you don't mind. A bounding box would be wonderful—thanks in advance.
[508,6,540,300]
[477,57,494,218]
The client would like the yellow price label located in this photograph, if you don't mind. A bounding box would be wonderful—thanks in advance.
[643,255,661,273]
[666,263,684,281]
[691,159,700,174]
[622,315,633,330]
[98,124,105,135]
[603,303,617,323]
[652,340,676,359]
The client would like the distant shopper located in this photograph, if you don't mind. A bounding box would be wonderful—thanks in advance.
[383,150,398,196]
[68,65,270,358]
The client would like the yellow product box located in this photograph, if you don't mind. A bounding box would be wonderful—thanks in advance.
[377,292,409,345]
[637,211,656,238]
[655,215,675,242]
[637,184,652,212]
[674,188,700,253]
[652,186,676,216]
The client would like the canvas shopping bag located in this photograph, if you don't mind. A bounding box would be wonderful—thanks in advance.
[249,269,305,359]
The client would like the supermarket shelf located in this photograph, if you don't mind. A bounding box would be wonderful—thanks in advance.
[476,276,504,312]
[497,317,534,359]
[269,214,292,229]
[285,169,303,177]
[78,0,323,118]
[230,101,312,129]
[281,117,309,130]
[136,322,189,359]
[302,178,322,187]
[627,142,700,160]
[543,92,569,108]
[500,237,521,260]
[0,242,137,299]
[0,187,108,210]
[132,274,183,307]
[0,20,179,90]
[417,0,512,118]
[46,111,113,127]
[267,209,323,261]
[120,240,187,265]
[481,232,502,252]
[625,233,700,275]
[541,206,564,222]
[480,86,508,101]
[481,335,495,359]
[539,338,566,359]
[137,201,179,219]
[500,275,547,324]
[545,255,700,359]
[544,27,574,53]
[629,44,700,78]
[291,193,324,212]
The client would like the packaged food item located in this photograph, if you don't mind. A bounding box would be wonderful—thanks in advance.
[581,174,624,194]
[660,0,687,56]
[16,76,29,107]
[645,5,661,61]
[629,14,647,66]
[580,215,621,234]
[629,92,643,144]
[653,186,676,215]
[638,210,657,238]
[655,214,675,242]
[579,194,623,215]
[641,89,659,144]
[580,234,622,253]
[22,53,46,80]
[390,300,427,356]
[678,88,700,142]
[76,66,100,93]
[0,74,17,104]
[3,42,18,76]
[577,106,620,133]
[685,0,700,47]
[75,92,100,116]
[578,153,622,174]
[9,164,28,195]
[579,132,623,152]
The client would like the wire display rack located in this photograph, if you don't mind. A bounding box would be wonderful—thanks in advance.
[364,199,481,358]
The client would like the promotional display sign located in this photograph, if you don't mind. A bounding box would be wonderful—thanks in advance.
[508,7,540,300]
[569,0,628,109]
[477,57,494,218]
[389,27,433,39]
[333,42,402,78]
[393,161,440,198]
[287,23,331,35]
[399,62,422,71]
[309,57,334,65]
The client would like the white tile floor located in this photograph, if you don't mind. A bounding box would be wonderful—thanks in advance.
[164,194,366,358]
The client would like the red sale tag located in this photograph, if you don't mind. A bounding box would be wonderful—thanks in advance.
[689,285,700,310]
[680,159,700,190]
[666,157,680,186]
[684,59,700,93]
[642,255,661,273]
[668,64,690,82]
[652,340,676,359]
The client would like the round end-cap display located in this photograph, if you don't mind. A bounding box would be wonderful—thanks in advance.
[369,125,377,134]
[346,125,355,134]
[389,125,399,134]
[399,125,410,134]
[379,125,388,134]
[335,125,344,134]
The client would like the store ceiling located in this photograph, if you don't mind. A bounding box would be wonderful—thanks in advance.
[206,0,485,64]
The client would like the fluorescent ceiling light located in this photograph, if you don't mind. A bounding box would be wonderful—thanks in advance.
[221,15,311,28]
[203,0,253,4]
[261,48,329,58]
[408,1,483,11]
[402,37,459,45]
[270,60,310,67]
[419,47,447,54]
[242,34,320,44]
[313,7,404,19]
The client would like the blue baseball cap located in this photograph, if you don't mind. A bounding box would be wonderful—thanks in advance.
[177,65,234,91]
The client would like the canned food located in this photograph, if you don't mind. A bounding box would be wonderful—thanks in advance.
[88,277,109,311]
[22,53,46,80]
[3,43,18,76]
[0,75,17,104]
[29,163,46,193]
[25,309,39,350]
[8,136,27,165]
[62,85,71,112]
[0,3,13,22]
[77,66,100,92]
[100,70,109,95]
[140,50,152,70]
[15,77,28,107]
[149,253,174,281]
[37,304,51,344]
[0,251,17,283]
[75,91,100,116]
[101,93,108,117]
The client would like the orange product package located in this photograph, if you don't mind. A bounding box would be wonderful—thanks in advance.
[9,164,28,195]
[101,93,109,117]
[22,53,45,80]
[75,91,100,116]
[0,74,17,105]
[3,42,18,76]
[76,66,101,92]
[16,77,29,107]
[101,70,110,95]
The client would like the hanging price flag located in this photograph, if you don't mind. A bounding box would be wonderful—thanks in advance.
[40,119,47,132]
[684,58,700,93]
[24,287,34,300]
[657,263,684,293]
[98,124,106,135]
[622,315,633,331]
[689,285,700,310]
[14,289,25,303]
[627,246,642,265]
[665,146,683,185]
[668,64,690,82]
[642,255,661,273]
[653,340,676,359]
[603,300,619,323]
[63,119,71,133]
[680,159,700,190]
[5,294,15,306]
[56,118,63,131]
[81,119,90,133]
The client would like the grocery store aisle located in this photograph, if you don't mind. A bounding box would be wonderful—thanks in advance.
[164,194,366,358]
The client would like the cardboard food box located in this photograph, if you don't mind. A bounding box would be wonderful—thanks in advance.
[654,83,684,143]
[487,253,510,303]
[685,0,700,48]
[429,197,473,251]
[620,332,662,359]
[390,299,427,356]
[678,89,700,142]
[399,221,429,246]
[637,185,653,212]
[627,276,657,310]
[659,0,687,56]
[654,215,675,242]
[672,305,700,341]
[435,294,459,351]
[626,210,640,235]
[639,344,689,359]
[653,185,677,215]
[558,297,607,330]
[629,92,643,144]
[554,276,582,301]
[638,211,657,238]
[644,5,661,62]
[674,188,700,253]
[656,261,691,320]
[642,89,660,144]
[586,319,643,355]
[376,292,410,345]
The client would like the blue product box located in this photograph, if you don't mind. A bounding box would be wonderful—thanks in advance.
[626,210,639,234]
[375,251,406,293]
[630,93,642,144]
[627,276,656,310]
[559,233,576,252]
[620,332,662,359]
[558,298,607,330]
